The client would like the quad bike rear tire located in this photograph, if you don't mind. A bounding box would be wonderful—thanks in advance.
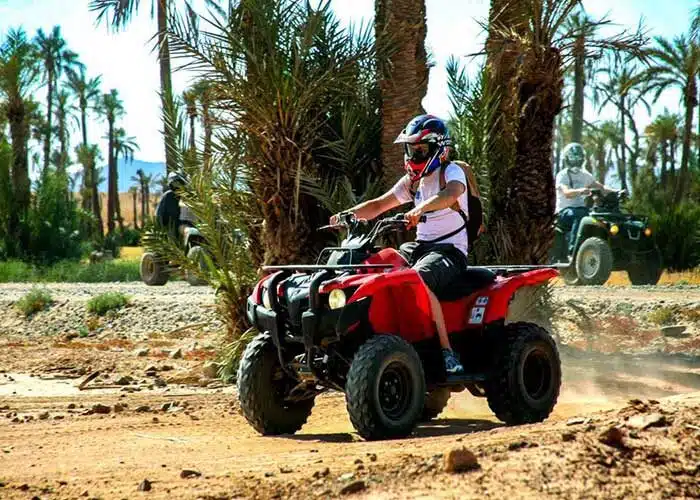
[575,237,613,285]
[421,388,451,421]
[140,252,169,286]
[345,335,426,440]
[485,322,561,425]
[627,250,662,286]
[237,333,314,435]
[185,246,209,286]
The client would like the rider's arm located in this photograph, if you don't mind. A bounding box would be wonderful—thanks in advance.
[412,180,465,215]
[558,184,590,199]
[345,191,402,221]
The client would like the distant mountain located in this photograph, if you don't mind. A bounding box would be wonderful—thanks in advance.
[97,159,166,193]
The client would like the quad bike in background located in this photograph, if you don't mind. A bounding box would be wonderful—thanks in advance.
[140,205,209,286]
[549,189,663,286]
[238,213,562,441]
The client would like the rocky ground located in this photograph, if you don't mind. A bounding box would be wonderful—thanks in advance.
[0,282,699,499]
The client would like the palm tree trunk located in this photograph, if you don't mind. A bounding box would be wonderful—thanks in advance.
[202,101,212,172]
[596,143,606,184]
[618,96,628,191]
[571,36,585,143]
[375,0,428,180]
[675,78,697,204]
[157,0,176,174]
[8,100,31,252]
[132,191,138,230]
[107,119,116,234]
[661,142,668,188]
[140,182,146,228]
[44,71,54,171]
[114,152,124,232]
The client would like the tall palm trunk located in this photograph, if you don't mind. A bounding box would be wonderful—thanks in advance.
[571,35,585,143]
[131,190,138,230]
[618,96,628,191]
[157,0,176,174]
[202,99,212,172]
[107,118,116,234]
[660,141,669,188]
[140,181,147,228]
[43,69,54,171]
[675,77,697,204]
[8,100,31,251]
[375,0,428,179]
[114,149,124,232]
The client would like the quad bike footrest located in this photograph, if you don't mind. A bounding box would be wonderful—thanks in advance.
[440,373,488,386]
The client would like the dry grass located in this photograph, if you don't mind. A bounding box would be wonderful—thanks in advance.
[119,247,144,261]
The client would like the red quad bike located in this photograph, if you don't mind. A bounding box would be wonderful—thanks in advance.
[238,213,562,440]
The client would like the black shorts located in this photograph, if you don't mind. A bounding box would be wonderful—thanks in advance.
[400,243,467,296]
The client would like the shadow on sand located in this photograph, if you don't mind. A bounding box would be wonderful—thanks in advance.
[285,417,501,443]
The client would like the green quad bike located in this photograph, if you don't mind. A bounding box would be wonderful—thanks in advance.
[550,189,662,286]
[140,206,209,287]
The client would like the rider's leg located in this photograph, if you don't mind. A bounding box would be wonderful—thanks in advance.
[412,248,465,375]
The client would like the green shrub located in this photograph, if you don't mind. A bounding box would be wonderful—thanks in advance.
[15,288,53,317]
[647,307,675,326]
[0,260,140,283]
[87,292,130,316]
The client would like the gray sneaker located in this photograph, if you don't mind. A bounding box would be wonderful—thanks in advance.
[442,349,464,375]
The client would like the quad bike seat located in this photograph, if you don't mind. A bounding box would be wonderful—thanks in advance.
[437,267,497,301]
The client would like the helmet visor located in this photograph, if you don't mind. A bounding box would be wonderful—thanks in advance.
[406,142,430,162]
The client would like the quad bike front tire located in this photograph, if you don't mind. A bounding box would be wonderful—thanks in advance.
[575,237,613,285]
[421,388,451,421]
[237,333,314,435]
[140,252,169,286]
[485,322,561,425]
[627,250,662,286]
[345,335,426,440]
[185,246,209,286]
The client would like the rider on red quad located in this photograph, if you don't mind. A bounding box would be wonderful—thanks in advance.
[331,115,468,375]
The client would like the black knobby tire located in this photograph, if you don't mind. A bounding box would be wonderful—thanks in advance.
[575,237,613,285]
[345,335,426,440]
[237,333,314,435]
[185,246,209,286]
[485,322,561,425]
[140,252,169,286]
[421,388,451,421]
[628,250,662,286]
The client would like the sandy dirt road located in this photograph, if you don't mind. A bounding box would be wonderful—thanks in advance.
[1,284,699,499]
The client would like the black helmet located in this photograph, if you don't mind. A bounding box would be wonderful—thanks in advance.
[167,172,187,191]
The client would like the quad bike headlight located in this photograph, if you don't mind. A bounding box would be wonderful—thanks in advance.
[644,227,652,237]
[262,287,272,310]
[610,224,620,236]
[328,289,347,310]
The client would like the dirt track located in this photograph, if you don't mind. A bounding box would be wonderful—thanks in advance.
[1,283,700,499]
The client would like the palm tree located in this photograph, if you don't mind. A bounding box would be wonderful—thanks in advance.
[0,28,41,251]
[54,89,74,171]
[182,88,197,153]
[111,127,139,232]
[90,0,176,174]
[193,79,213,172]
[566,11,598,143]
[374,0,429,179]
[131,168,152,228]
[583,120,619,184]
[65,67,102,147]
[128,186,139,230]
[594,57,650,191]
[98,89,124,235]
[644,35,700,203]
[645,110,682,188]
[76,143,104,237]
[34,26,81,172]
[65,68,102,211]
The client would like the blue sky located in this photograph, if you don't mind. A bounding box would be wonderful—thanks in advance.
[0,0,696,174]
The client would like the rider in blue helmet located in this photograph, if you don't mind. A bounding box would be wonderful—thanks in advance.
[331,114,468,375]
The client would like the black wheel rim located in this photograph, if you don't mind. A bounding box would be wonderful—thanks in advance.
[520,347,553,403]
[378,361,413,421]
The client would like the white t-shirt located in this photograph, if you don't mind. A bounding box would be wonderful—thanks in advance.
[391,163,469,256]
[555,168,597,212]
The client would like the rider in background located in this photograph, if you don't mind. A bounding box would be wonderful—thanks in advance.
[155,172,188,241]
[555,143,613,254]
[331,115,468,376]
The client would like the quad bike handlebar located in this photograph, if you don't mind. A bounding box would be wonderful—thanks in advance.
[319,212,426,232]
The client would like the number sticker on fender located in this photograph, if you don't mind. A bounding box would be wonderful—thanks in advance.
[469,307,485,324]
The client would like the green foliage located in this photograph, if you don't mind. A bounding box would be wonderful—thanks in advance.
[15,287,53,317]
[629,172,700,271]
[647,307,675,325]
[86,291,129,316]
[27,168,83,263]
[0,259,140,282]
[217,327,258,383]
